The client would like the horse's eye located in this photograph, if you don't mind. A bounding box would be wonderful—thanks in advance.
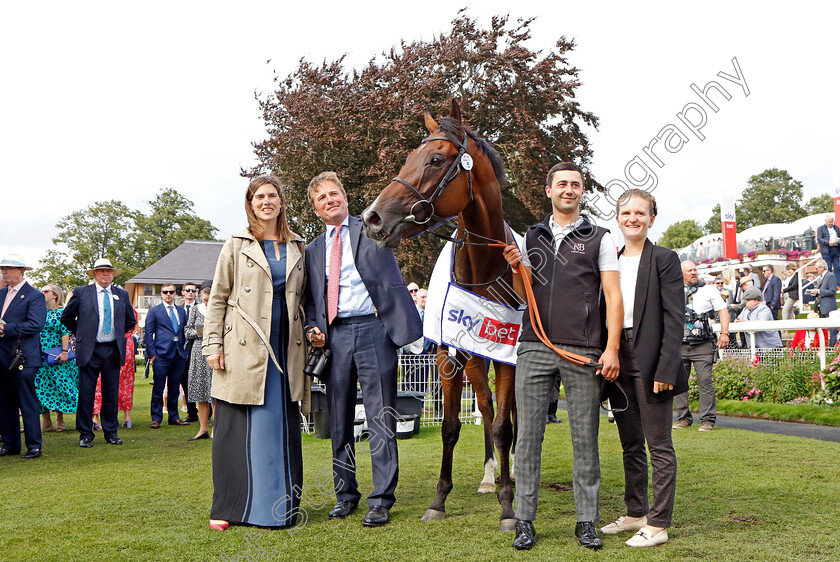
[429,155,443,165]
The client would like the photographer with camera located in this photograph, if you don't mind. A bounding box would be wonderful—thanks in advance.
[672,260,729,432]
[0,254,47,458]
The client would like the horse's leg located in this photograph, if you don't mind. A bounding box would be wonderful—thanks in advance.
[491,361,517,531]
[422,346,465,521]
[464,356,497,494]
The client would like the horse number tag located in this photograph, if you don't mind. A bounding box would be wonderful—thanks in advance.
[461,153,473,170]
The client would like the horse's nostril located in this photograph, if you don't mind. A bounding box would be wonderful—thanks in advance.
[370,214,381,225]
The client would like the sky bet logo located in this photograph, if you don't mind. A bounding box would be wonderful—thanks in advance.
[447,309,519,346]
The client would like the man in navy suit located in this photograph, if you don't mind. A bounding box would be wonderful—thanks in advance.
[62,258,136,447]
[145,282,189,428]
[0,254,47,458]
[817,215,840,274]
[760,265,782,320]
[304,172,422,528]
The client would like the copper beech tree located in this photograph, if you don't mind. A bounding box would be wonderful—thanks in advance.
[250,10,600,282]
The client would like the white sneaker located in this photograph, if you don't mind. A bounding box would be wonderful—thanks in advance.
[601,516,647,535]
[626,528,669,547]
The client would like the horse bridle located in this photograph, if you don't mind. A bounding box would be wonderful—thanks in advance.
[392,129,472,226]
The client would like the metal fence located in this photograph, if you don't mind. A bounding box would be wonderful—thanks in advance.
[304,353,482,433]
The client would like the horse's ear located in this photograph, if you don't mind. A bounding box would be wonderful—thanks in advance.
[449,98,462,124]
[424,111,439,133]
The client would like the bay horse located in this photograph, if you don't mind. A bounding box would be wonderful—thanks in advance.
[362,99,522,532]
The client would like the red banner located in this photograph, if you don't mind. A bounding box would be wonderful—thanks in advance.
[721,197,737,258]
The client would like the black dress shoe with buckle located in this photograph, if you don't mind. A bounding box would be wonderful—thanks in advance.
[0,448,20,457]
[328,500,359,519]
[513,520,537,550]
[106,436,123,445]
[575,521,603,550]
[22,449,42,459]
[362,505,390,527]
[79,438,93,448]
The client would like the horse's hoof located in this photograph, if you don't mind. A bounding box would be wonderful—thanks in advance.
[477,482,496,494]
[421,509,446,521]
[499,518,517,532]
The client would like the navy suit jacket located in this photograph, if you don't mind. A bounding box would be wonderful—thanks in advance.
[817,224,840,253]
[61,283,136,367]
[817,271,838,316]
[304,215,422,347]
[144,302,187,360]
[0,281,47,369]
[762,274,782,311]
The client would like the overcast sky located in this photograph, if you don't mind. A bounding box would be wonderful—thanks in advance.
[2,1,836,268]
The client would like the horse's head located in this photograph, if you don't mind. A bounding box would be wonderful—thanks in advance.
[363,99,477,247]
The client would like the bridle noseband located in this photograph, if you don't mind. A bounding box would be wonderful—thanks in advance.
[392,130,472,226]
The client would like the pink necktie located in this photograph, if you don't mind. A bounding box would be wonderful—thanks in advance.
[1,288,17,318]
[327,225,343,324]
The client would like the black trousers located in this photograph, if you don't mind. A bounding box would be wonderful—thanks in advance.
[77,341,121,441]
[0,365,41,452]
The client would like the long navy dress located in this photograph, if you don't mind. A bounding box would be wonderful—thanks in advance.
[210,241,303,527]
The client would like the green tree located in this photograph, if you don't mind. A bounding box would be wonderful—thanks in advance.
[803,193,833,216]
[29,201,142,289]
[250,10,599,282]
[135,188,218,267]
[658,219,705,250]
[702,168,806,232]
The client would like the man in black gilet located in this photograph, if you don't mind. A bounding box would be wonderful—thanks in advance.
[503,162,623,551]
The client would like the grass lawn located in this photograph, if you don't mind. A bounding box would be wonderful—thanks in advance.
[716,399,840,426]
[3,372,839,560]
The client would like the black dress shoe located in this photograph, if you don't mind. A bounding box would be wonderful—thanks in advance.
[328,500,359,519]
[22,449,42,459]
[168,418,190,426]
[106,437,123,445]
[79,438,93,448]
[513,520,537,550]
[0,448,20,457]
[189,432,210,441]
[546,414,562,424]
[184,415,199,423]
[362,505,390,527]
[575,521,603,550]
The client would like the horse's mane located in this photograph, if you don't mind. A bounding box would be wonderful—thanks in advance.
[439,117,506,185]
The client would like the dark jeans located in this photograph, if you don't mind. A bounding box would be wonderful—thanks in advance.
[151,356,186,423]
[613,341,677,528]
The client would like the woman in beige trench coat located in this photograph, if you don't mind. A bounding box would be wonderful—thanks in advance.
[204,175,309,530]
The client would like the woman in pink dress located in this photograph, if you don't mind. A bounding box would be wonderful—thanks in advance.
[92,309,138,429]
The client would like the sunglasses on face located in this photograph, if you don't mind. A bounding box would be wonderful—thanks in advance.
[409,289,418,293]
[161,290,176,295]
[183,288,197,292]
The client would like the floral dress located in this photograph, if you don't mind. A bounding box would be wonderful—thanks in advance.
[35,307,79,413]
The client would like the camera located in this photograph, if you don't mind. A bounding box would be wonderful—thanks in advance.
[303,346,331,381]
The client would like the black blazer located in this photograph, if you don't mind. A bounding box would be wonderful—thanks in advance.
[303,215,422,347]
[61,283,136,367]
[616,240,688,403]
[0,282,46,369]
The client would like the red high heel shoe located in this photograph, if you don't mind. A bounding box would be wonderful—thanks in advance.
[209,519,230,531]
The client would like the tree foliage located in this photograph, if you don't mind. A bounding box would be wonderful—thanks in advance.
[703,168,813,234]
[658,219,705,250]
[250,10,599,282]
[803,193,833,216]
[30,190,217,291]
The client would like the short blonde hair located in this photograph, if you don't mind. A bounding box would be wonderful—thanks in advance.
[307,171,347,207]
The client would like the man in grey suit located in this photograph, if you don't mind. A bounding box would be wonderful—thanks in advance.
[304,171,422,528]
[808,259,838,345]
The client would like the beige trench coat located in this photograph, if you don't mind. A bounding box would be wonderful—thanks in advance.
[203,228,310,414]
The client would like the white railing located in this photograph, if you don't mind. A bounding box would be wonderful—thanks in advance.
[714,318,840,370]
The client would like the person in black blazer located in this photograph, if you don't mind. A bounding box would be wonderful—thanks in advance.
[144,282,189,428]
[304,172,422,528]
[600,191,688,548]
[61,258,136,447]
[0,254,47,458]
[760,265,782,320]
